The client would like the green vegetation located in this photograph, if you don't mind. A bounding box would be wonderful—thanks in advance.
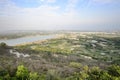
[0,65,120,80]
[16,33,120,64]
[16,65,29,80]
[16,38,73,55]
[0,32,120,80]
[0,42,7,48]
[69,62,82,68]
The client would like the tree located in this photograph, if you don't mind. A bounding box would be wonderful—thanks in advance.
[0,42,7,48]
[16,65,29,80]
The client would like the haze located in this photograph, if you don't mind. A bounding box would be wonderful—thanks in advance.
[0,0,120,31]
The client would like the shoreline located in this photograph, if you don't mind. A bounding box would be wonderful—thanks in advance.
[0,34,51,41]
[14,34,63,46]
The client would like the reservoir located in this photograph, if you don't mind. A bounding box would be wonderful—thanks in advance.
[0,35,55,46]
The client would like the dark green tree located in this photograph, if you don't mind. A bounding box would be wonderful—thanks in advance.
[0,42,7,48]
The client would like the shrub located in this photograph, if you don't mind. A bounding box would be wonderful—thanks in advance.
[0,42,7,48]
[16,65,29,80]
[69,62,82,68]
[107,65,120,77]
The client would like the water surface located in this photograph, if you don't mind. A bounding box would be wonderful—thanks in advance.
[0,35,55,46]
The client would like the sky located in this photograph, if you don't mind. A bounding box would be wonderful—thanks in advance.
[0,0,120,31]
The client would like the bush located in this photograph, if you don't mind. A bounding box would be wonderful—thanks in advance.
[16,65,29,80]
[107,65,120,77]
[0,42,7,48]
[88,67,111,80]
[29,72,39,80]
[69,62,82,68]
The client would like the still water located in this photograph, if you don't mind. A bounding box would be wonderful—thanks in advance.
[0,35,55,46]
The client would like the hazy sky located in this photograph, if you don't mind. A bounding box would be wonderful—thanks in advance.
[0,0,120,31]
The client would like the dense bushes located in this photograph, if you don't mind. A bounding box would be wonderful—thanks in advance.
[65,65,120,80]
[0,65,120,80]
[0,65,45,80]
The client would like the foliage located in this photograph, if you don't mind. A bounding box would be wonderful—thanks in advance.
[46,70,61,80]
[16,65,29,80]
[107,65,120,77]
[29,72,39,80]
[87,67,111,80]
[0,64,119,80]
[0,42,7,48]
[69,62,82,68]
